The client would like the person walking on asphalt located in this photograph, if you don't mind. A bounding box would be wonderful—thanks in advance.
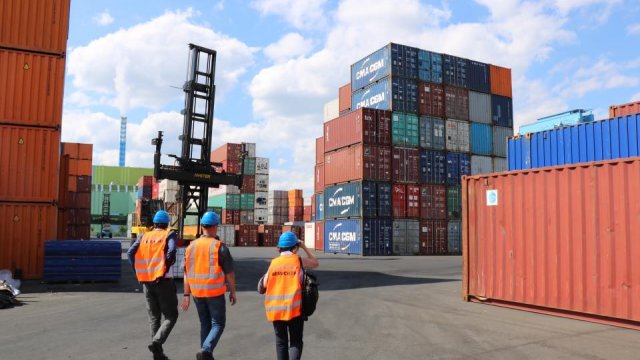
[260,232,319,360]
[127,210,178,360]
[181,211,237,360]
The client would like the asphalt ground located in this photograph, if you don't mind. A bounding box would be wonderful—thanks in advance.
[1,243,639,360]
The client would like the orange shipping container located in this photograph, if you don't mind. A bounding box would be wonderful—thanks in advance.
[61,142,78,158]
[315,137,324,165]
[0,202,57,279]
[463,157,640,330]
[78,143,93,160]
[338,83,351,113]
[0,0,71,54]
[489,65,512,98]
[0,125,60,202]
[314,163,324,193]
[609,101,640,119]
[0,49,66,127]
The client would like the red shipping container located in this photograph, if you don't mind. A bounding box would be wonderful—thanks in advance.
[152,182,159,199]
[406,184,420,218]
[221,160,241,174]
[420,184,446,220]
[0,125,60,202]
[419,220,447,255]
[378,110,392,146]
[242,175,256,193]
[444,85,469,121]
[463,157,640,330]
[211,143,242,162]
[338,83,351,113]
[76,176,91,193]
[222,209,240,225]
[315,137,324,165]
[303,206,312,222]
[315,221,324,251]
[489,65,512,98]
[0,0,71,54]
[237,224,259,246]
[58,155,69,207]
[138,176,154,187]
[418,82,445,117]
[392,184,407,218]
[0,49,66,128]
[314,164,324,193]
[324,144,391,185]
[324,108,378,152]
[392,147,420,183]
[288,189,303,200]
[283,225,304,241]
[609,100,640,118]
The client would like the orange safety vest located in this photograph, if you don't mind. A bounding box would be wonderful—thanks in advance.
[134,229,169,282]
[185,237,227,298]
[264,254,302,321]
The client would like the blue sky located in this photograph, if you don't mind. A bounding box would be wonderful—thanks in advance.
[61,0,640,198]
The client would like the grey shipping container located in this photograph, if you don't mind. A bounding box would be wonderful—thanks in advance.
[469,91,491,124]
[392,219,420,256]
[445,119,470,152]
[419,116,445,150]
[255,157,269,174]
[219,224,236,246]
[493,157,508,172]
[447,220,461,254]
[470,155,493,175]
[492,126,512,157]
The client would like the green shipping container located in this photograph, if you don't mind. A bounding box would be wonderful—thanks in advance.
[243,158,256,175]
[92,166,154,186]
[392,112,419,148]
[240,193,255,210]
[447,186,461,219]
[208,194,241,210]
[91,191,137,216]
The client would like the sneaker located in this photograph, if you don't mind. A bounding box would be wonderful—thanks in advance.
[202,352,214,360]
[196,351,203,360]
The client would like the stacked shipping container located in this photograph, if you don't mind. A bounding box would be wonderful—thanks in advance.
[0,0,71,278]
[316,42,513,256]
[57,143,93,240]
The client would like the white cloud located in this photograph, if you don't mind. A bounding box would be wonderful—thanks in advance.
[251,0,328,29]
[264,33,313,63]
[632,93,640,101]
[215,1,224,11]
[67,9,255,114]
[93,11,114,26]
[628,23,640,35]
[553,58,640,98]
[552,0,622,14]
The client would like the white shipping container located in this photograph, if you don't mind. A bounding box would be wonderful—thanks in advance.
[255,157,269,175]
[255,174,269,192]
[471,155,493,175]
[159,179,179,193]
[243,143,256,158]
[324,98,339,122]
[445,119,470,152]
[208,184,240,197]
[161,189,179,203]
[255,192,268,209]
[218,224,236,246]
[255,208,268,224]
[304,222,315,249]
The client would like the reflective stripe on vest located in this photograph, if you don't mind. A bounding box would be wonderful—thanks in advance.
[134,230,169,282]
[264,254,302,321]
[185,237,226,298]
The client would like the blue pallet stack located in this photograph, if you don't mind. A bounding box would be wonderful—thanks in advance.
[44,240,122,282]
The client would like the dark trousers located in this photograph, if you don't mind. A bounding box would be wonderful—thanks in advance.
[143,279,179,344]
[273,316,304,360]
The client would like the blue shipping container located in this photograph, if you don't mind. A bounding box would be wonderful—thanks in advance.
[420,150,447,184]
[470,123,493,155]
[315,192,324,221]
[324,218,392,256]
[377,182,392,218]
[507,114,640,170]
[443,54,468,88]
[467,60,490,93]
[446,152,471,185]
[418,50,443,83]
[324,182,373,218]
[492,95,513,127]
[518,109,594,135]
[351,43,418,91]
[351,77,418,113]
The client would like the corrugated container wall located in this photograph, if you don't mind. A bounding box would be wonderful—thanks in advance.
[392,219,420,256]
[467,61,490,93]
[468,91,491,124]
[446,152,471,185]
[339,83,351,113]
[419,116,445,150]
[445,119,470,152]
[0,49,66,127]
[324,145,391,185]
[350,43,418,91]
[420,150,447,184]
[447,220,461,254]
[0,0,71,54]
[392,147,420,183]
[351,77,418,113]
[0,203,57,279]
[493,126,511,157]
[418,82,445,118]
[419,184,446,220]
[324,108,390,152]
[419,220,448,255]
[0,125,60,202]
[323,98,339,122]
[492,95,513,127]
[444,86,470,121]
[470,123,493,155]
[609,101,640,118]
[314,163,324,193]
[418,50,443,83]
[489,65,512,98]
[463,157,640,330]
[493,157,508,172]
[324,182,381,218]
[443,55,468,88]
[470,155,492,175]
[315,137,324,164]
[391,112,419,147]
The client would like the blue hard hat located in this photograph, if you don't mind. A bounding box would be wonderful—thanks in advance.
[201,211,220,226]
[153,210,170,224]
[278,231,298,248]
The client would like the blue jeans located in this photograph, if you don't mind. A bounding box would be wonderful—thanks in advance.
[193,295,226,354]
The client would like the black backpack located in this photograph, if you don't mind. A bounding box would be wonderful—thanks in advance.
[299,257,319,318]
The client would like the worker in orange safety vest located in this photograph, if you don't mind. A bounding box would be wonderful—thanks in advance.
[181,211,237,360]
[260,231,319,360]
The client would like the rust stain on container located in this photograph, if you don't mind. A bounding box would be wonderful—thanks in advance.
[463,157,640,330]
[0,202,57,279]
[0,49,66,127]
[0,125,60,202]
[489,65,512,98]
[0,0,71,54]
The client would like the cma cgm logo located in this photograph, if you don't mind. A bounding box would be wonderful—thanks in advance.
[356,88,385,109]
[328,187,354,215]
[355,57,385,82]
[329,223,357,242]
